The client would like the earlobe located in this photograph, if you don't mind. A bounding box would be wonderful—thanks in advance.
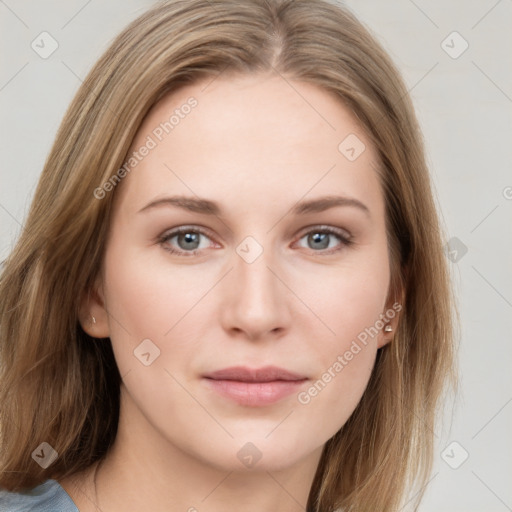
[377,287,404,349]
[377,322,396,349]
[78,276,110,339]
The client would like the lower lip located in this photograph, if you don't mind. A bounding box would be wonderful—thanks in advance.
[203,378,307,406]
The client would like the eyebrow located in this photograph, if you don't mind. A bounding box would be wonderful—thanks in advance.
[137,194,370,217]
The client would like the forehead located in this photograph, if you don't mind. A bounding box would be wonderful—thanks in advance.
[115,73,383,218]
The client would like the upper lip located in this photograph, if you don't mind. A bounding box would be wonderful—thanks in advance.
[203,366,307,382]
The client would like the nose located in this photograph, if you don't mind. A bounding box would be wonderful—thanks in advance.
[219,244,292,342]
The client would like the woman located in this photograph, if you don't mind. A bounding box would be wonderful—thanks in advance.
[0,0,455,510]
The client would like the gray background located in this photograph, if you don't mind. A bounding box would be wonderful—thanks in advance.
[1,1,511,510]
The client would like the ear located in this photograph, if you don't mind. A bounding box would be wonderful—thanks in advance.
[78,274,110,339]
[377,280,404,349]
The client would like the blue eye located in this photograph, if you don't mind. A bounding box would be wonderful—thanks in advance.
[296,226,353,254]
[158,226,213,256]
[158,225,353,257]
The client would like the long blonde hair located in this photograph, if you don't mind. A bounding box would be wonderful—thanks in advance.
[0,1,456,510]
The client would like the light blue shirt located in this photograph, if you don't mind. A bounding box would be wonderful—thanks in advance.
[0,479,79,511]
[0,479,344,511]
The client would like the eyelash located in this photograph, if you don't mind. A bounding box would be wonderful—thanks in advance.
[157,225,353,257]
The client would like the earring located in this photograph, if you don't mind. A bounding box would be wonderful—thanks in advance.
[91,315,97,324]
[384,325,393,332]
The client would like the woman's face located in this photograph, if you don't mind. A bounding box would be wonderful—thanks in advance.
[86,73,398,473]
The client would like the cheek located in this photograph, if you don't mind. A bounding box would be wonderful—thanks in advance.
[300,251,390,352]
[100,238,212,383]
[103,239,208,335]
[293,252,390,426]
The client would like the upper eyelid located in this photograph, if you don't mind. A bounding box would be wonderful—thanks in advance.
[159,223,351,237]
[297,224,351,237]
[159,225,215,239]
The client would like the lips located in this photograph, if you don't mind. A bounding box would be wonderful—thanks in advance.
[203,365,307,383]
[202,366,308,407]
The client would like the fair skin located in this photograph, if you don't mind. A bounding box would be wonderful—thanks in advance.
[60,72,399,512]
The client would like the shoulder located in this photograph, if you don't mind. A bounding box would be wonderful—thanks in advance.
[0,479,79,512]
